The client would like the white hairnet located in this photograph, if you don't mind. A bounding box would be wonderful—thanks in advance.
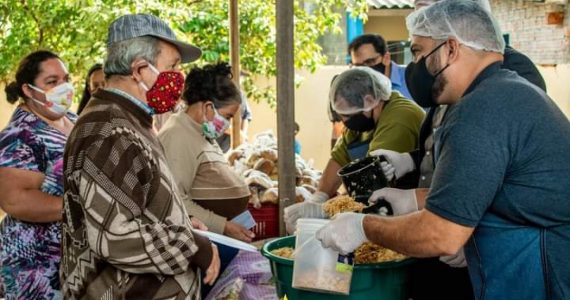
[329,67,392,115]
[414,0,492,13]
[407,0,504,53]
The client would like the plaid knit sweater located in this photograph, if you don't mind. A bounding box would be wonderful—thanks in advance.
[61,89,213,299]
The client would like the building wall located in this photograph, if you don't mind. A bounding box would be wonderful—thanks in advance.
[490,0,570,117]
[491,0,570,64]
[364,16,409,41]
[247,66,348,170]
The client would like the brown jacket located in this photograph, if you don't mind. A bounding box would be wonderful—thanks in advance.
[61,89,212,299]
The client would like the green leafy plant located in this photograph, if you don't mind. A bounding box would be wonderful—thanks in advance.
[0,0,367,105]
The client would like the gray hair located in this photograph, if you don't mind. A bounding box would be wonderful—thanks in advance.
[329,67,392,114]
[104,36,161,77]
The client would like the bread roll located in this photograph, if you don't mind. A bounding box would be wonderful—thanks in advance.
[254,158,275,175]
[295,186,313,203]
[246,152,261,168]
[302,184,317,194]
[249,186,262,209]
[245,170,274,190]
[261,187,279,204]
[301,175,319,188]
[260,149,278,162]
[227,149,243,166]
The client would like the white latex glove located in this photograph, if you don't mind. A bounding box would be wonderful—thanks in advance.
[284,201,326,234]
[440,248,467,268]
[309,191,329,204]
[316,212,367,255]
[370,149,415,179]
[380,161,396,181]
[368,188,418,216]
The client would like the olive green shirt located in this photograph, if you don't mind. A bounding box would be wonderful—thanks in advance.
[331,92,425,167]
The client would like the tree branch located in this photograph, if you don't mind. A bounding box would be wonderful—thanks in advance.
[20,0,43,47]
[187,0,204,6]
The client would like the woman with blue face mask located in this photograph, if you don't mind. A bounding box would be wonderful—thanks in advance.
[0,50,77,299]
[158,63,253,242]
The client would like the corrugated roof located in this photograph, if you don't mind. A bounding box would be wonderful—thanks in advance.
[367,0,414,9]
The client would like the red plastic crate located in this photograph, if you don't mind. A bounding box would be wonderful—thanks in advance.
[248,203,279,241]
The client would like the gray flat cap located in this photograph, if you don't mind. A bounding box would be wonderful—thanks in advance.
[107,14,201,63]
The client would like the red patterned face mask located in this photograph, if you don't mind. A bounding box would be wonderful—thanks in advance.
[139,63,184,114]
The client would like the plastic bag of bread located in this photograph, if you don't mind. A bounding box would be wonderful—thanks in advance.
[249,186,262,209]
[269,167,279,181]
[300,175,319,188]
[244,170,274,190]
[232,159,249,177]
[260,187,311,204]
[246,152,261,168]
[295,160,307,173]
[253,131,278,148]
[302,168,322,179]
[295,166,304,179]
[259,149,278,162]
[253,158,275,175]
[295,186,313,203]
[227,149,244,166]
[261,188,279,204]
[302,184,317,194]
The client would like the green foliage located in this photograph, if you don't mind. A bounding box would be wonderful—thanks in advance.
[0,0,367,105]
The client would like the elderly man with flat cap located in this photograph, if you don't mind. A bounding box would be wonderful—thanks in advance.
[61,14,220,299]
[316,1,570,299]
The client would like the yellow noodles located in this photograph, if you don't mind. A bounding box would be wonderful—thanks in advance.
[354,242,407,264]
[323,195,366,217]
[271,247,294,259]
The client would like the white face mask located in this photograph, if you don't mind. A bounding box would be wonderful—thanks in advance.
[29,82,74,116]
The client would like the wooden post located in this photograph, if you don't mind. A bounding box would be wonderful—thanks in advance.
[230,0,242,148]
[276,0,296,236]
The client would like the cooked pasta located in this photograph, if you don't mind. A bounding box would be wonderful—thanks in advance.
[323,195,366,217]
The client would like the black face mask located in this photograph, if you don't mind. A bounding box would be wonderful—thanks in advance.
[344,112,376,132]
[369,62,386,76]
[405,42,450,108]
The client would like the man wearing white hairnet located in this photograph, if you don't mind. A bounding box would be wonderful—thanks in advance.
[316,1,570,299]
[283,68,425,232]
[413,0,546,92]
[369,0,548,299]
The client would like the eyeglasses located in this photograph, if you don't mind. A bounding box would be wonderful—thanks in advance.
[350,55,382,67]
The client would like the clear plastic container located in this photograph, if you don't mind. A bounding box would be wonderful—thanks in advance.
[292,218,353,295]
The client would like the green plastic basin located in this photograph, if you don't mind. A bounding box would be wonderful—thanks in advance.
[262,236,415,300]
